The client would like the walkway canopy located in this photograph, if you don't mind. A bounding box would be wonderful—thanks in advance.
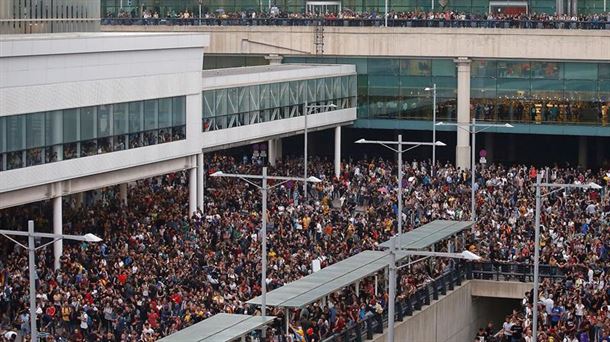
[379,220,474,250]
[247,250,407,309]
[157,313,275,342]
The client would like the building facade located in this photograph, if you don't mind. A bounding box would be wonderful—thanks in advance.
[0,0,100,34]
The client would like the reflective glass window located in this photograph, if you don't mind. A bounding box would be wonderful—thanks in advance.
[400,59,432,76]
[238,87,250,113]
[128,102,143,133]
[214,89,227,117]
[368,58,400,75]
[203,91,215,117]
[471,60,497,78]
[158,98,173,128]
[530,80,564,99]
[80,107,96,141]
[26,112,45,149]
[143,100,158,130]
[497,61,530,78]
[531,62,562,79]
[97,104,112,137]
[173,97,186,126]
[0,117,4,153]
[497,79,530,97]
[63,109,79,143]
[432,59,456,77]
[250,85,260,111]
[113,103,128,135]
[599,63,610,79]
[564,63,598,80]
[6,115,24,152]
[45,111,63,146]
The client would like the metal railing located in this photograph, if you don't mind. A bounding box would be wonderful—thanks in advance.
[101,17,610,30]
[320,261,567,342]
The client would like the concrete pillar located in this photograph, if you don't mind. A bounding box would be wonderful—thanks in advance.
[53,196,62,270]
[268,139,277,166]
[578,136,587,169]
[75,192,84,208]
[119,183,128,206]
[334,126,341,178]
[274,138,283,163]
[197,152,204,211]
[455,57,471,170]
[189,165,197,216]
[264,54,283,65]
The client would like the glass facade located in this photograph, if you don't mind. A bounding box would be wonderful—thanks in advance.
[284,57,457,121]
[101,0,607,17]
[284,56,610,126]
[0,96,186,172]
[202,75,357,131]
[472,60,610,124]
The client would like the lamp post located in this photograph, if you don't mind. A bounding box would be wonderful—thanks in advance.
[211,168,321,328]
[436,118,513,221]
[303,102,337,200]
[355,135,446,236]
[0,221,102,342]
[385,235,481,342]
[424,84,437,176]
[530,177,601,339]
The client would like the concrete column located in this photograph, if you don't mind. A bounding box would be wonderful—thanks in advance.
[189,165,197,216]
[53,196,62,270]
[264,54,283,65]
[455,57,472,170]
[268,139,277,166]
[197,152,204,211]
[578,136,587,169]
[119,183,128,206]
[275,138,283,162]
[334,126,341,178]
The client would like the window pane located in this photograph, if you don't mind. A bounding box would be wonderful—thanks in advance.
[238,87,250,113]
[368,58,400,75]
[113,103,128,135]
[173,97,186,126]
[26,112,45,149]
[432,59,455,77]
[497,78,530,97]
[80,107,96,141]
[564,63,598,80]
[497,61,530,78]
[471,60,497,78]
[97,104,112,137]
[144,100,158,130]
[530,80,564,99]
[6,115,24,152]
[0,117,4,153]
[531,62,562,79]
[63,109,79,143]
[250,85,260,110]
[471,78,498,99]
[599,64,610,79]
[45,111,63,146]
[129,102,143,133]
[400,59,431,76]
[214,89,227,117]
[158,98,172,128]
[203,90,215,117]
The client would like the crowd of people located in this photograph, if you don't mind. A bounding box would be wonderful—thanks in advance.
[102,8,610,28]
[0,154,608,341]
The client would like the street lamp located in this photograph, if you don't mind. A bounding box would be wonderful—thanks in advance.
[0,221,102,342]
[436,118,513,221]
[424,84,437,176]
[211,167,321,329]
[530,176,601,340]
[303,102,337,200]
[355,135,446,236]
[385,235,481,342]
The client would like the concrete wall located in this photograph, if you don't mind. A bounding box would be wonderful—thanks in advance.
[102,26,610,62]
[372,280,522,342]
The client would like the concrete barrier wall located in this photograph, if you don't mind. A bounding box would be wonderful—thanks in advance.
[372,280,521,342]
[102,25,610,62]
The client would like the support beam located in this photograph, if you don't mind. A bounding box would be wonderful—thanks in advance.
[189,166,197,216]
[53,196,62,270]
[197,152,204,211]
[455,57,471,170]
[334,126,341,178]
[119,183,128,206]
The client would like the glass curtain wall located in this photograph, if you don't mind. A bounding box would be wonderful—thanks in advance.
[283,56,457,121]
[471,60,610,125]
[0,96,186,172]
[202,75,357,131]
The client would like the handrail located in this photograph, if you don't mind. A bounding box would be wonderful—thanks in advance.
[320,261,569,341]
[100,17,610,30]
